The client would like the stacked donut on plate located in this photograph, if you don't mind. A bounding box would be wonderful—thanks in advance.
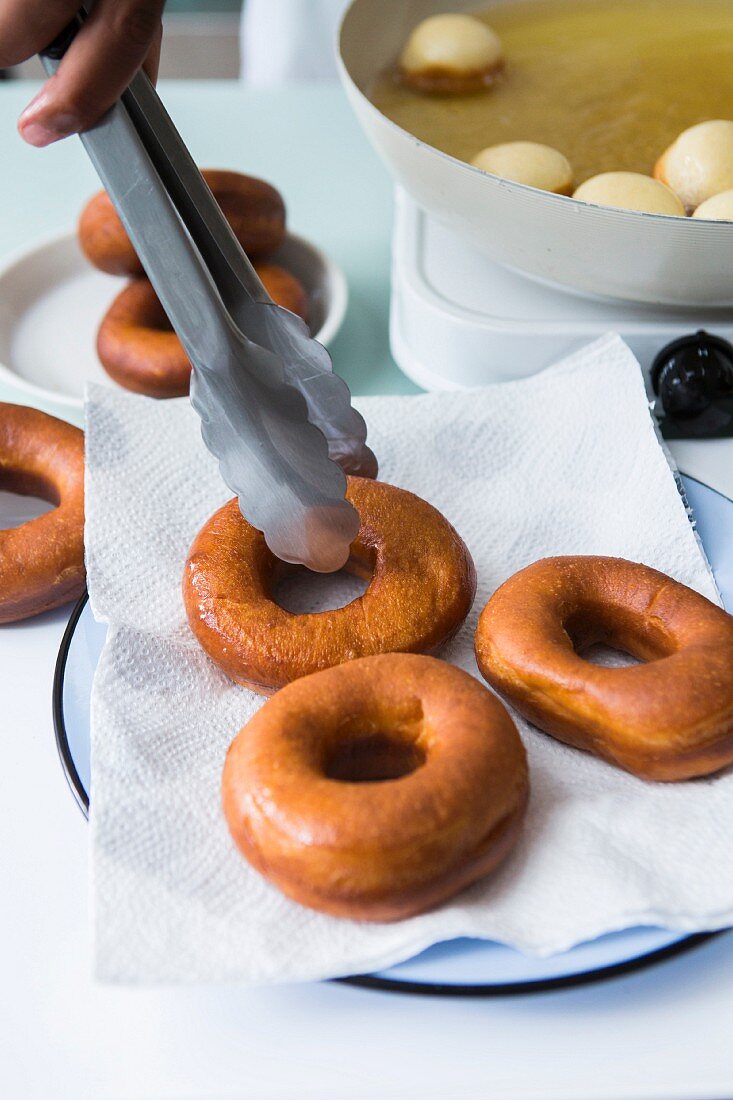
[78,169,309,398]
[183,472,733,921]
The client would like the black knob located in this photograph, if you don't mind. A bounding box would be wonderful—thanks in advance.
[651,330,733,421]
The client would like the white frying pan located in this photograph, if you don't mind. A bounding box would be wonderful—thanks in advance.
[338,0,733,306]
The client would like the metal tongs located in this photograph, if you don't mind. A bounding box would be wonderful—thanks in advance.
[41,14,376,573]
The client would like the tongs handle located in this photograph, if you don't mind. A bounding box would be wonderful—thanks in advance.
[40,15,264,367]
[122,73,269,309]
[42,9,268,310]
[39,9,377,541]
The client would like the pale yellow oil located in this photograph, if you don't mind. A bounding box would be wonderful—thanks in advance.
[370,0,733,183]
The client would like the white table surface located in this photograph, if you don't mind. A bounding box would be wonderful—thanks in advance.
[1,83,732,1100]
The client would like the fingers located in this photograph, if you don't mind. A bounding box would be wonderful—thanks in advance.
[18,0,165,148]
[0,0,80,68]
[143,21,163,84]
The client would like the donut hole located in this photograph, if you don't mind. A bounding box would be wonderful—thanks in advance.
[272,550,374,614]
[324,697,426,783]
[563,603,677,666]
[0,469,58,529]
[575,642,639,669]
[325,732,426,783]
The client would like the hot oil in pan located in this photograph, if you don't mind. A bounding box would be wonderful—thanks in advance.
[370,0,733,184]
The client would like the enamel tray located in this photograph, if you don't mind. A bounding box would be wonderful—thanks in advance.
[53,475,730,995]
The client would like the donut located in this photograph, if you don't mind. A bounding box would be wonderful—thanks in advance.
[222,653,528,920]
[472,142,573,195]
[183,477,476,694]
[96,262,309,399]
[254,262,309,323]
[692,188,733,221]
[79,168,286,276]
[398,14,504,95]
[655,120,733,213]
[96,279,190,398]
[0,403,85,622]
[474,556,733,782]
[573,173,685,216]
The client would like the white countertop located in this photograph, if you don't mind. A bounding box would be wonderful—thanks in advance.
[1,83,732,1100]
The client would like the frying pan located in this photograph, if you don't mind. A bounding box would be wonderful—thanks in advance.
[338,0,733,306]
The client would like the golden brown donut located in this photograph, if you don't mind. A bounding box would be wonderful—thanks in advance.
[96,279,190,398]
[255,262,310,323]
[183,477,476,694]
[222,653,528,920]
[96,262,310,399]
[0,403,85,622]
[79,168,287,276]
[475,556,733,782]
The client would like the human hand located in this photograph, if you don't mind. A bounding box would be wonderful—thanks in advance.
[1,1,164,147]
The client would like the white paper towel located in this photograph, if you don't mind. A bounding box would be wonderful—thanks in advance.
[86,334,733,984]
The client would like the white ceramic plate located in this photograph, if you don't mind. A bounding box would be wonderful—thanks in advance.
[52,474,731,994]
[0,231,348,410]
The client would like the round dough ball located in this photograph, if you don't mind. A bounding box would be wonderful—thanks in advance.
[471,141,573,195]
[693,188,733,221]
[573,172,686,216]
[399,14,504,94]
[655,120,733,212]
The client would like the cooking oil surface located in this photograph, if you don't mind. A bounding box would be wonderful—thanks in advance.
[370,0,733,183]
